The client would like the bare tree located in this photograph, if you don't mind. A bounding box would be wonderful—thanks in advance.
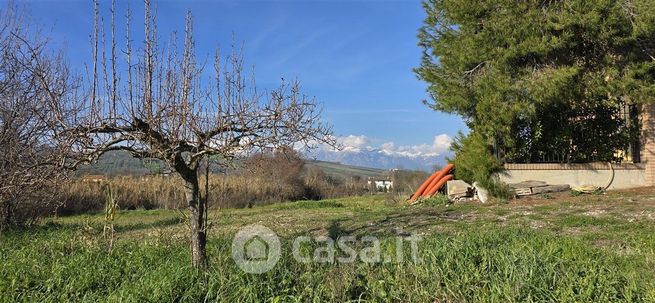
[0,5,71,228]
[32,1,333,269]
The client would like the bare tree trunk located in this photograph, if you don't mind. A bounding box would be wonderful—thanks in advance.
[181,169,207,270]
[3,201,11,227]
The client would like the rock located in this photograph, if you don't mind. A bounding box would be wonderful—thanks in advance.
[473,182,489,203]
[509,180,547,189]
[511,181,571,196]
[530,184,570,194]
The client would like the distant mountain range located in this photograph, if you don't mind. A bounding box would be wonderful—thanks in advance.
[306,148,449,172]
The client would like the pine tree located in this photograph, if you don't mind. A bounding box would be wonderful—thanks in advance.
[416,0,655,170]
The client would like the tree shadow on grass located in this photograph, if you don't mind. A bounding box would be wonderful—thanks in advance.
[114,217,184,233]
[295,208,465,239]
[344,207,464,237]
[1,221,79,235]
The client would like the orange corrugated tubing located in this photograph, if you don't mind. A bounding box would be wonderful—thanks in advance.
[410,171,440,201]
[420,164,454,197]
[422,174,454,198]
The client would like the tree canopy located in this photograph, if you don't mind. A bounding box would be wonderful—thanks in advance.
[416,0,655,164]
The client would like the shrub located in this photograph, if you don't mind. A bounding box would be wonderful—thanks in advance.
[450,131,514,199]
[0,185,64,228]
[57,169,367,215]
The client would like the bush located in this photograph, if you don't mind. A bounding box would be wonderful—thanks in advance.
[450,131,514,199]
[0,185,64,228]
[0,5,68,229]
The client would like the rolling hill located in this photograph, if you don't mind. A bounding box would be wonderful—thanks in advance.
[76,151,389,179]
[304,160,387,179]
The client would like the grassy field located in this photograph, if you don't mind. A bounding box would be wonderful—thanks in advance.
[305,160,387,179]
[2,189,655,302]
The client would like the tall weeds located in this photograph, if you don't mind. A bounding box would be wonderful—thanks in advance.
[58,173,368,215]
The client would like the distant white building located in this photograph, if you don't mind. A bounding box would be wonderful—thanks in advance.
[367,176,393,191]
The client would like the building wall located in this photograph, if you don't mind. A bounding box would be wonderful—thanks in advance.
[499,163,645,189]
[367,180,393,190]
[642,104,655,186]
[499,105,655,189]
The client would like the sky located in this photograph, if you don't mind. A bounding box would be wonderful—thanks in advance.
[16,0,466,156]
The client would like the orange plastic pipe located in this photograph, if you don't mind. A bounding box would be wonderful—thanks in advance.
[410,171,441,201]
[420,164,454,198]
[422,174,453,198]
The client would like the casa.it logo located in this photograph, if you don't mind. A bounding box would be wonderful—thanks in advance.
[231,224,281,274]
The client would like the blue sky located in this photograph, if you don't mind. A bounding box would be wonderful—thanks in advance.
[18,0,466,155]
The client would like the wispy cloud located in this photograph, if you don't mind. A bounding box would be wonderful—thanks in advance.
[248,12,288,52]
[270,25,337,68]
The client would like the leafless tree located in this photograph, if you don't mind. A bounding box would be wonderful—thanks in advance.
[32,1,333,269]
[0,5,72,228]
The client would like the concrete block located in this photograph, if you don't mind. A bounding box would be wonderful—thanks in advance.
[446,180,472,197]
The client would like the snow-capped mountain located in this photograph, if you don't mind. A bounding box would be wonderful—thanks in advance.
[306,148,450,172]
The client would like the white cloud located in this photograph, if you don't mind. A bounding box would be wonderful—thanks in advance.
[433,134,454,152]
[337,135,370,152]
[380,141,395,151]
[379,134,452,157]
[312,134,453,157]
[300,135,371,153]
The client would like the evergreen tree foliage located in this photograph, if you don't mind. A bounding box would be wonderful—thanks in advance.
[416,0,655,166]
[449,131,513,198]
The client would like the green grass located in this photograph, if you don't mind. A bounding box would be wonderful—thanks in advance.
[2,192,655,302]
[269,199,345,210]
